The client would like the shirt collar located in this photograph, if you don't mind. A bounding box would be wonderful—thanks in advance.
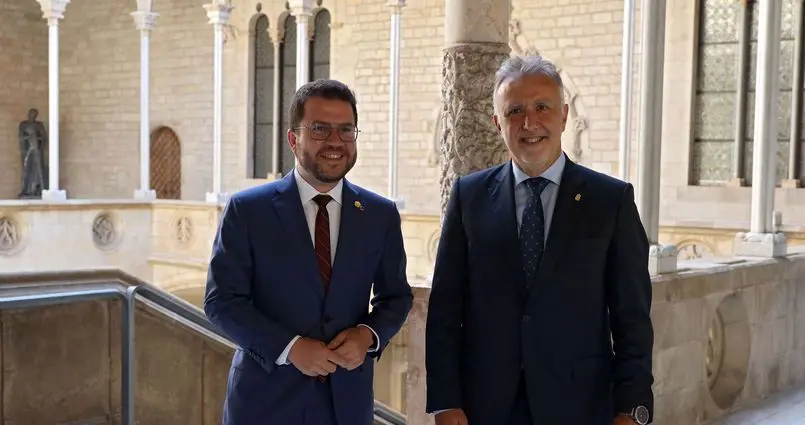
[512,152,566,187]
[293,167,343,205]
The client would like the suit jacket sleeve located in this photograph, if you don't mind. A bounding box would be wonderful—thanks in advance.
[204,197,298,375]
[425,177,467,412]
[360,202,414,359]
[605,183,655,418]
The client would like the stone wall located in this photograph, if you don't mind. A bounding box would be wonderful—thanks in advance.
[0,0,48,199]
[403,255,805,425]
[0,294,232,424]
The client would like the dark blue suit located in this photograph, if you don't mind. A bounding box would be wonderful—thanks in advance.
[425,156,654,425]
[204,172,413,425]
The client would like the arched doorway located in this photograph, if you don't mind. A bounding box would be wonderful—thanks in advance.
[150,126,182,200]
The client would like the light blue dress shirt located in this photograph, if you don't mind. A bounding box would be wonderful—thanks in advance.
[512,153,566,243]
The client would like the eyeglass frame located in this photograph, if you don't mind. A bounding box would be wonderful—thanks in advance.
[292,121,361,143]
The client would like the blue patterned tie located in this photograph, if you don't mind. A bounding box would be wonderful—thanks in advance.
[520,177,550,290]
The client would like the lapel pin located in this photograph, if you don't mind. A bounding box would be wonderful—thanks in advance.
[574,194,582,201]
[354,201,364,210]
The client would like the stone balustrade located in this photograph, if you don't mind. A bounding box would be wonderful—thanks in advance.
[3,199,805,423]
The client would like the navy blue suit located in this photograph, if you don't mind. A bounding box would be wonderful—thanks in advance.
[425,155,654,425]
[204,171,413,425]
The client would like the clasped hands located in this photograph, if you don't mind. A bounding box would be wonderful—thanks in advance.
[288,326,374,377]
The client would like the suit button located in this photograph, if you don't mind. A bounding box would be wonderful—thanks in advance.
[522,315,530,323]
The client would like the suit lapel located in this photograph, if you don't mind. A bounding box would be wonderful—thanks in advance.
[526,158,586,305]
[271,173,325,300]
[489,162,529,299]
[329,180,361,291]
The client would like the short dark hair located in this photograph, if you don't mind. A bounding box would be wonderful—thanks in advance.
[288,79,359,131]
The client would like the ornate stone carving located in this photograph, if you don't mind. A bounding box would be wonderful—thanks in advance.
[92,213,117,248]
[175,216,193,244]
[705,309,725,389]
[426,229,440,263]
[676,240,714,260]
[0,216,21,253]
[439,43,511,215]
[507,17,589,163]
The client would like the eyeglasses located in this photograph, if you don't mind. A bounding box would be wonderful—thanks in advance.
[295,121,360,142]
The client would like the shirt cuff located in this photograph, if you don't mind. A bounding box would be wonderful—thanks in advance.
[275,335,301,365]
[357,324,380,352]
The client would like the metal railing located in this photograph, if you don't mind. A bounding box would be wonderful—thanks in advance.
[0,268,406,425]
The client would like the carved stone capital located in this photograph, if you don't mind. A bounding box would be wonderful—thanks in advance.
[648,243,678,275]
[203,1,234,26]
[36,0,70,23]
[734,231,788,257]
[388,0,406,12]
[131,10,158,31]
[439,42,511,216]
[289,0,314,17]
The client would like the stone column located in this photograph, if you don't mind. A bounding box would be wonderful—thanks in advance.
[783,0,804,188]
[271,37,282,176]
[635,0,677,274]
[735,0,787,257]
[388,0,405,208]
[131,2,158,201]
[203,0,233,204]
[437,0,512,215]
[618,0,636,182]
[404,1,511,424]
[37,0,70,202]
[290,0,313,89]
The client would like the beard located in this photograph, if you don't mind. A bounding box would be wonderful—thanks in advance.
[298,147,357,183]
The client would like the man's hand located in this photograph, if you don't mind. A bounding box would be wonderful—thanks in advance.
[326,327,375,370]
[435,409,468,425]
[613,415,637,425]
[288,337,347,377]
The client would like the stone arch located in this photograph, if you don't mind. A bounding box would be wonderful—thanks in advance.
[676,239,715,260]
[150,126,182,200]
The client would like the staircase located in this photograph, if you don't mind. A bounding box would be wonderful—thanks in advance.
[0,268,406,425]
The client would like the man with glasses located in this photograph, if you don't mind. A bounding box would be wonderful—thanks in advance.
[205,79,413,425]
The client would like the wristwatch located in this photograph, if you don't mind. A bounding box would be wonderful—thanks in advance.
[622,405,649,425]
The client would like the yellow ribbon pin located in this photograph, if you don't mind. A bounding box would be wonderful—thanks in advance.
[574,194,581,201]
[354,201,364,210]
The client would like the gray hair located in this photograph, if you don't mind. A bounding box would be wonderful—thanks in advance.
[492,55,565,114]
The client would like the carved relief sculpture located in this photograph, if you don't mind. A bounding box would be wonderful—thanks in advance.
[18,108,49,198]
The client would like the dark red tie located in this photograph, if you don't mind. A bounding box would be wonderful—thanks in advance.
[312,194,332,292]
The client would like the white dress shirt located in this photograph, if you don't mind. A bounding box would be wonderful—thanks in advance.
[275,168,379,365]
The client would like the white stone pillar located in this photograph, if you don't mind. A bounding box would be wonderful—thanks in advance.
[290,0,313,89]
[204,0,233,204]
[618,0,636,182]
[635,0,677,274]
[734,0,787,257]
[271,38,282,176]
[131,4,158,201]
[37,0,69,202]
[388,0,405,209]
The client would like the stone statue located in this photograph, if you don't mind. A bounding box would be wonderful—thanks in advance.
[18,108,48,198]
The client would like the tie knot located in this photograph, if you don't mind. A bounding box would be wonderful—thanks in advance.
[525,177,550,195]
[313,194,332,208]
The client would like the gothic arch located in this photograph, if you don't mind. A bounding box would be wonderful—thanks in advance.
[150,126,182,200]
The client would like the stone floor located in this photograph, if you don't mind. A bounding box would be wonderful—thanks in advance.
[710,384,805,424]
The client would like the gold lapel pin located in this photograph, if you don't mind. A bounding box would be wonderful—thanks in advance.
[574,194,582,201]
[354,200,364,210]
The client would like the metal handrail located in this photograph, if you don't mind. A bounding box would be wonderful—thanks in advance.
[0,284,135,425]
[0,268,407,425]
